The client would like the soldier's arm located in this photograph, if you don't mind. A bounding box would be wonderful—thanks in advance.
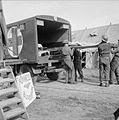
[98,47,101,56]
[68,47,74,60]
[110,43,118,48]
[68,47,73,56]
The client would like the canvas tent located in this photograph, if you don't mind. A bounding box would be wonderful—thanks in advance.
[81,47,98,69]
[72,23,119,68]
[79,43,98,69]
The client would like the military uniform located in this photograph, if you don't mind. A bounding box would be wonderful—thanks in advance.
[62,41,75,84]
[73,48,84,82]
[98,35,117,87]
[110,47,119,84]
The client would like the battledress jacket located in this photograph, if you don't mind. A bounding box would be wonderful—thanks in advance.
[62,46,73,70]
[98,42,117,64]
[73,49,82,69]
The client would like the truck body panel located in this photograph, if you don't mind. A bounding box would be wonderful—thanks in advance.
[7,15,71,65]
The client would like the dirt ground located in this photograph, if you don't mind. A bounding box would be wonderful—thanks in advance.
[27,68,119,120]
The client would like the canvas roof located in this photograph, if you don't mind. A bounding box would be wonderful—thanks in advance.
[72,23,119,46]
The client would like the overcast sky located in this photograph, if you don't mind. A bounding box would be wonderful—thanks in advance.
[2,0,119,31]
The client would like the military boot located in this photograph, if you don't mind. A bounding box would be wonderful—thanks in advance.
[99,82,103,86]
[105,81,109,87]
[117,81,119,85]
[109,80,113,84]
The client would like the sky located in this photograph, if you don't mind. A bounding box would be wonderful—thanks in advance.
[2,0,119,31]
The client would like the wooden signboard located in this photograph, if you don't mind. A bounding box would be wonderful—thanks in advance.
[16,72,36,107]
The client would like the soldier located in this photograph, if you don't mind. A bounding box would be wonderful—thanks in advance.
[62,40,75,84]
[73,46,84,82]
[98,35,117,87]
[110,39,119,85]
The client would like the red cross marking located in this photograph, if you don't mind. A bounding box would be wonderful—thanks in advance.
[8,27,23,56]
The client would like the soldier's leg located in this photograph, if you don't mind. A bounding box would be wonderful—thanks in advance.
[109,68,115,84]
[69,68,76,84]
[99,63,104,86]
[72,63,76,82]
[64,65,68,83]
[104,63,110,87]
[68,67,72,83]
[77,68,84,82]
[74,63,78,81]
[65,70,69,84]
[74,66,77,82]
[115,66,119,85]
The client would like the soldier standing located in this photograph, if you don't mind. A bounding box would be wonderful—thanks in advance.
[62,40,75,84]
[110,39,119,85]
[73,47,84,82]
[98,35,117,87]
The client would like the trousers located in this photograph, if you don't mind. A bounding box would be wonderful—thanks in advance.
[110,66,119,83]
[99,62,110,83]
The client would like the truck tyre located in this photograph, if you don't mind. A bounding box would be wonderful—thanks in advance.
[46,72,58,80]
[19,65,37,84]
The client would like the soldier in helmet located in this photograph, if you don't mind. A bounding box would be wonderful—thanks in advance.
[62,40,75,84]
[110,39,119,85]
[98,35,117,87]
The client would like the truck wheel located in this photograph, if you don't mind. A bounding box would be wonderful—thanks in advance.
[19,65,37,84]
[46,72,58,80]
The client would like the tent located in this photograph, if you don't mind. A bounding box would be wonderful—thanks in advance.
[72,23,119,68]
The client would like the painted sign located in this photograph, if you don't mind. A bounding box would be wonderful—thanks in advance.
[16,72,36,107]
[7,27,23,57]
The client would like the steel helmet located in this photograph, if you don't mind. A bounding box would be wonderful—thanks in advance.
[102,35,108,42]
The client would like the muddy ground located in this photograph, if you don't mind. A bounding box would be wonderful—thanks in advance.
[27,68,119,120]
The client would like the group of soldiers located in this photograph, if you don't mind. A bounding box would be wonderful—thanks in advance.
[61,39,84,84]
[61,35,119,87]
